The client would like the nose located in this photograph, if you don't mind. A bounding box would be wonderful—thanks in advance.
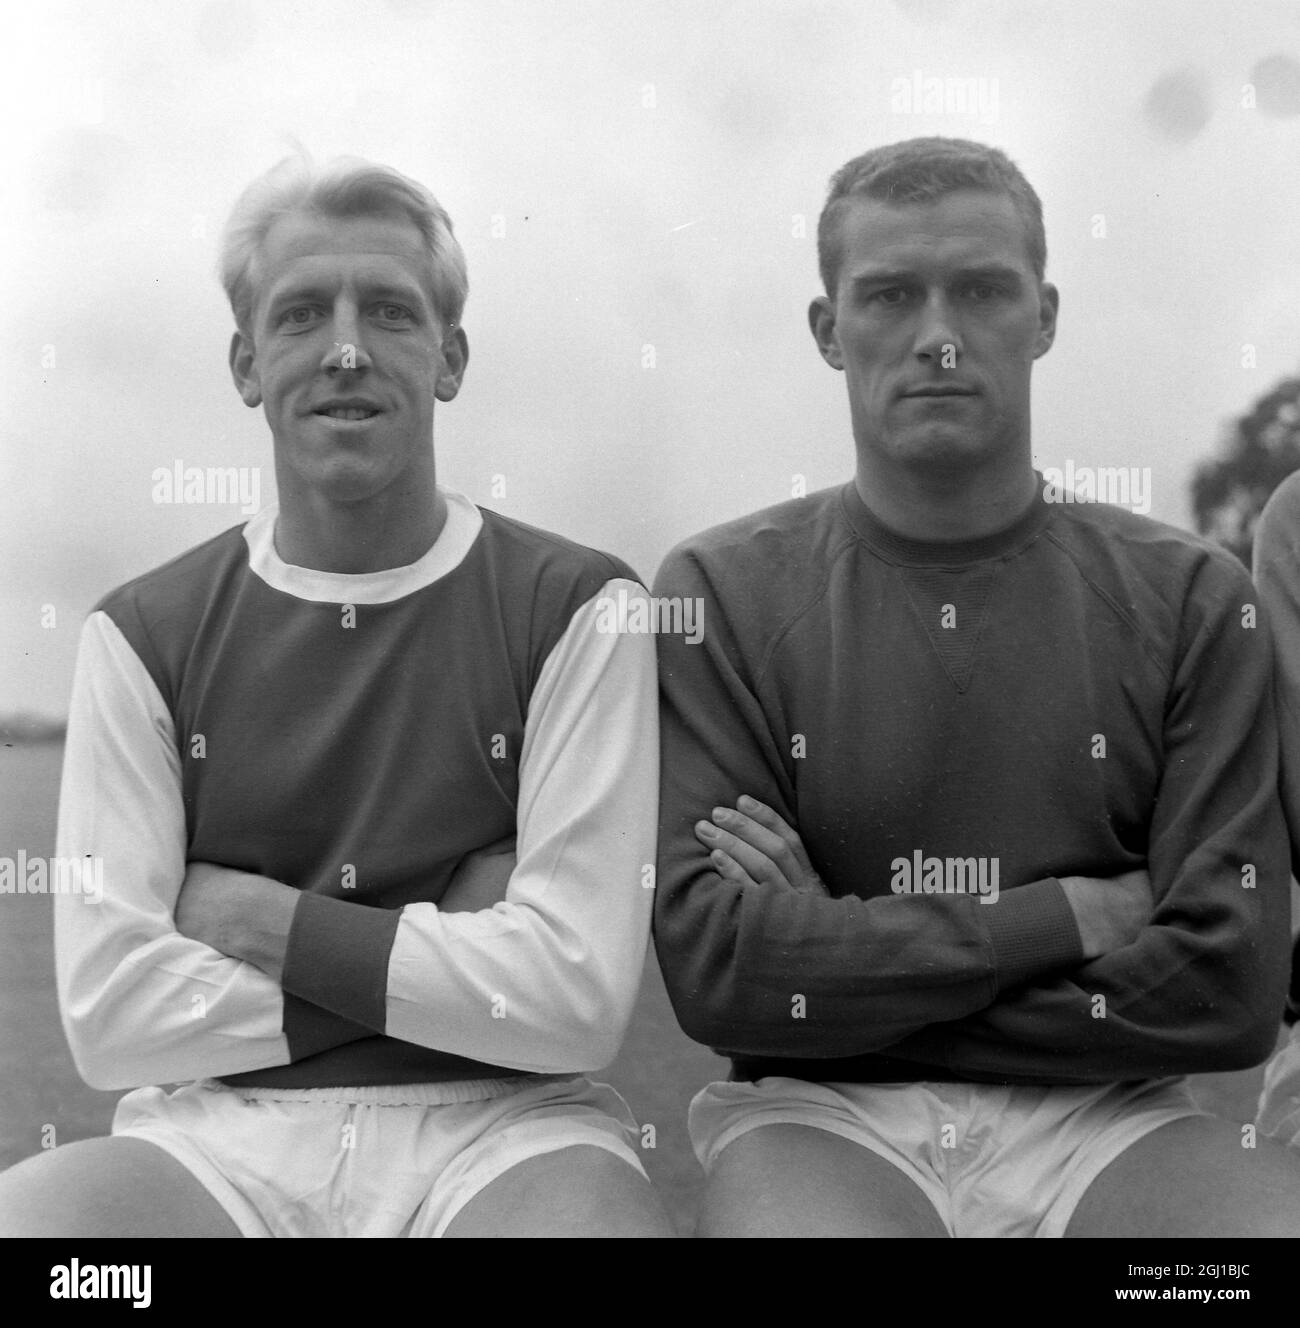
[320,304,373,374]
[912,294,961,366]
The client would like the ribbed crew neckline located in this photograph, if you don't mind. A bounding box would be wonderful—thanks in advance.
[242,486,483,604]
[839,473,1053,567]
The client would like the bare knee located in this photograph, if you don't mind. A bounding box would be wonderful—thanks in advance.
[1068,1115,1300,1238]
[0,1140,113,1236]
[700,1124,948,1238]
[444,1144,675,1238]
[0,1137,239,1238]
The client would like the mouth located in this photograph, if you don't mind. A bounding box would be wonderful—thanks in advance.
[901,386,978,399]
[312,402,383,422]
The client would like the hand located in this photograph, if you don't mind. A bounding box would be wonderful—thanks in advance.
[175,861,297,979]
[440,838,517,913]
[695,796,830,897]
[1058,868,1154,960]
[174,861,241,954]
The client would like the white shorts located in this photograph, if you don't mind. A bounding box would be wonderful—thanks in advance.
[112,1074,646,1237]
[690,1075,1203,1238]
[1258,1024,1300,1147]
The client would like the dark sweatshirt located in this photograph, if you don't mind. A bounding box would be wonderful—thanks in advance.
[653,477,1289,1086]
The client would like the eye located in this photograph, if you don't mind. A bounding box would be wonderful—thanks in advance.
[376,303,415,323]
[279,305,320,326]
[964,282,1002,300]
[871,287,909,307]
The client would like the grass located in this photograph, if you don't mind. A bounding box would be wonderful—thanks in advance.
[0,741,1271,1236]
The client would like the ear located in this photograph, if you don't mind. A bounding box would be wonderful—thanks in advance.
[229,330,262,407]
[434,325,469,403]
[808,295,844,371]
[1032,281,1059,361]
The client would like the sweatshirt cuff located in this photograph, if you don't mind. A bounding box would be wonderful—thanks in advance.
[984,877,1083,991]
[281,891,401,1034]
[282,995,373,1061]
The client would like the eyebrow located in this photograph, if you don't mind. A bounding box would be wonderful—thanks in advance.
[952,264,1024,284]
[266,280,427,310]
[849,263,1025,289]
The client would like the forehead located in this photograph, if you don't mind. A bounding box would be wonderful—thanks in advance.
[254,211,433,308]
[834,190,1035,284]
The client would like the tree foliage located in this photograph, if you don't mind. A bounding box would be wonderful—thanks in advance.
[1192,375,1300,566]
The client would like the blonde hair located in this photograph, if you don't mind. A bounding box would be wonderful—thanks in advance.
[219,152,468,334]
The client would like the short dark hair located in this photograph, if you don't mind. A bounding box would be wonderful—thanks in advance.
[816,137,1046,296]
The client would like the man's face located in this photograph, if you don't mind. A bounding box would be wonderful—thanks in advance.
[229,211,467,505]
[810,189,1057,472]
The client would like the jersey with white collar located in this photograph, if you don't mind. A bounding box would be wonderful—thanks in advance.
[55,490,657,1090]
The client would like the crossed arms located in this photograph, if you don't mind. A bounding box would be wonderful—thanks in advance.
[54,524,1292,1090]
[651,542,1291,1080]
[54,589,657,1091]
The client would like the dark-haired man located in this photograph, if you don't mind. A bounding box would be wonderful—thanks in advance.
[654,137,1300,1237]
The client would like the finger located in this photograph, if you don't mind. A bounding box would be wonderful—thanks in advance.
[709,806,804,887]
[695,820,785,887]
[709,807,787,860]
[708,847,760,889]
[735,795,817,876]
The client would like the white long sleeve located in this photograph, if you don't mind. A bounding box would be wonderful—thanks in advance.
[54,611,292,1090]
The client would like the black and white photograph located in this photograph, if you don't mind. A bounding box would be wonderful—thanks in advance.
[2,0,1300,1291]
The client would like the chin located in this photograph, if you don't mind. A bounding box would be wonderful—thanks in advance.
[890,429,991,469]
[291,460,396,505]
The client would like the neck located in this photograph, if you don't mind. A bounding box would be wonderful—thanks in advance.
[853,446,1038,543]
[273,479,447,574]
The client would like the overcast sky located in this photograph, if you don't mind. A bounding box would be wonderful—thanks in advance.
[5,0,1300,715]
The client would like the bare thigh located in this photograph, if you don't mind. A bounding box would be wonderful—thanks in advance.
[1066,1115,1300,1238]
[698,1123,949,1238]
[0,1137,241,1238]
[442,1144,675,1238]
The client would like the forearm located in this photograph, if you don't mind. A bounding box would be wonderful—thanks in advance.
[885,809,1287,1079]
[892,904,1288,1080]
[178,864,298,982]
[173,861,387,1063]
[656,838,1082,1058]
